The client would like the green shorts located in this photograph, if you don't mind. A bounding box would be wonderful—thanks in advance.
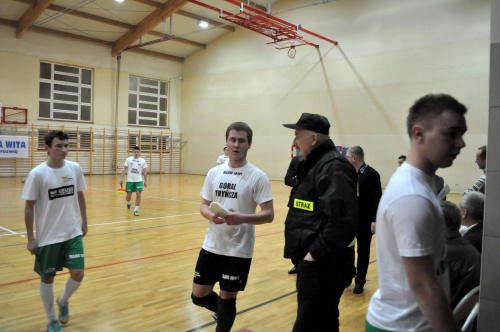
[34,236,85,279]
[126,181,143,193]
[365,320,391,332]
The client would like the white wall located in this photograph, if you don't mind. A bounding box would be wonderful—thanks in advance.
[181,0,490,192]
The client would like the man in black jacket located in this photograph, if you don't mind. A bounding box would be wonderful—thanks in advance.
[283,113,358,332]
[441,200,481,308]
[345,146,382,294]
[460,191,485,253]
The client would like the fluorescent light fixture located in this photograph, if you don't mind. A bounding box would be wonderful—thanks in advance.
[198,20,209,28]
[115,0,124,2]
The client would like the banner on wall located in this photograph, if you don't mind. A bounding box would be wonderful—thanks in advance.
[0,135,29,158]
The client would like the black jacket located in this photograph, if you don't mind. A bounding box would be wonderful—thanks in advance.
[357,163,382,225]
[284,155,305,187]
[463,222,483,253]
[446,230,481,308]
[284,139,358,267]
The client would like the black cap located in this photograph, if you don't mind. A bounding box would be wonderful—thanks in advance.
[283,113,330,135]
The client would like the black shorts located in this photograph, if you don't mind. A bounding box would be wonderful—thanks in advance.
[193,248,252,292]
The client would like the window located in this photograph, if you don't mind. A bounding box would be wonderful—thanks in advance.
[37,130,91,151]
[128,76,169,127]
[39,62,93,122]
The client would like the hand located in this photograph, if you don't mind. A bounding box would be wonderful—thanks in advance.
[371,222,376,234]
[82,223,88,237]
[304,252,315,262]
[119,180,123,187]
[211,214,226,224]
[224,209,243,226]
[27,238,38,255]
[144,182,147,188]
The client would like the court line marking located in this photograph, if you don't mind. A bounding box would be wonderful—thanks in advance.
[0,213,201,238]
[0,230,285,287]
[0,226,23,236]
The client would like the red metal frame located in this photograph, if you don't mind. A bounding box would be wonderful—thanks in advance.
[187,0,338,49]
[1,107,28,124]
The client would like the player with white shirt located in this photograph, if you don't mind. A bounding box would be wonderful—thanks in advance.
[120,146,148,216]
[191,122,274,332]
[22,130,88,332]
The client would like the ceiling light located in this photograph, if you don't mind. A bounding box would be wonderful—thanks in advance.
[198,20,209,28]
[115,0,124,2]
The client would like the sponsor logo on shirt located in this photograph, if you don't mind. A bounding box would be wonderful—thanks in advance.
[223,171,242,175]
[62,175,73,183]
[48,185,75,200]
[294,198,314,211]
[215,182,238,198]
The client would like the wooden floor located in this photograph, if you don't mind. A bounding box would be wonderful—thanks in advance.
[0,173,381,332]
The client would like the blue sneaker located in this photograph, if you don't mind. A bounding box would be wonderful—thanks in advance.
[47,319,63,332]
[127,202,131,211]
[57,296,69,325]
[134,210,140,216]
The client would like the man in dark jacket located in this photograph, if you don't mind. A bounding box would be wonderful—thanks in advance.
[441,200,481,308]
[460,191,485,253]
[283,113,358,332]
[345,146,382,294]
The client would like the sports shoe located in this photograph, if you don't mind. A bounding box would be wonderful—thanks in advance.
[126,202,131,211]
[211,312,218,321]
[353,284,364,294]
[134,210,140,216]
[288,266,297,274]
[47,319,64,332]
[56,296,69,324]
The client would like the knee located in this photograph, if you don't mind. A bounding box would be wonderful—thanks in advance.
[70,269,84,282]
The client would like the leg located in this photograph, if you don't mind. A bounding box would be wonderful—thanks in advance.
[355,228,373,288]
[216,290,238,332]
[135,191,142,207]
[192,283,219,312]
[126,192,132,210]
[40,276,56,323]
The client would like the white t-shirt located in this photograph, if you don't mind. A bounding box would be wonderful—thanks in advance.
[22,160,87,247]
[200,162,273,259]
[216,154,229,164]
[367,163,450,331]
[124,156,147,182]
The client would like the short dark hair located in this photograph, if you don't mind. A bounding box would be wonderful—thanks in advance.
[460,192,484,222]
[133,146,140,151]
[226,122,253,143]
[223,147,228,151]
[349,146,364,162]
[441,201,462,232]
[45,130,69,147]
[407,94,467,137]
[478,145,486,159]
[398,155,407,161]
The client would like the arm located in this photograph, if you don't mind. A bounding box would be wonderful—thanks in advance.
[225,200,274,226]
[142,167,148,188]
[404,255,460,332]
[464,174,486,194]
[77,191,88,237]
[25,200,37,255]
[120,166,128,187]
[369,172,382,234]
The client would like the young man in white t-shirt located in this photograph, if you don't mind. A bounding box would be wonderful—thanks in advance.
[191,122,274,332]
[22,130,88,332]
[366,94,467,332]
[120,146,148,216]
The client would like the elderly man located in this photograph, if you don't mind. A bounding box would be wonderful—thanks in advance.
[460,191,485,253]
[283,113,358,332]
[464,145,486,194]
[345,146,382,294]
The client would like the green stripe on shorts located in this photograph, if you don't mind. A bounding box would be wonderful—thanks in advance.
[365,320,391,332]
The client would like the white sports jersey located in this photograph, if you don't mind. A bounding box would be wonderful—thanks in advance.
[124,156,147,182]
[22,160,87,247]
[367,163,450,331]
[200,162,273,259]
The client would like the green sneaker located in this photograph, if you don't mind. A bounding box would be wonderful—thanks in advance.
[47,320,64,332]
[57,296,69,325]
[134,210,140,216]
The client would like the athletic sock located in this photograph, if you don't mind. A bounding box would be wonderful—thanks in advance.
[60,277,82,304]
[216,297,236,332]
[40,281,56,323]
[135,206,139,212]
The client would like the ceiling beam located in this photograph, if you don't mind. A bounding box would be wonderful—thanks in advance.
[16,0,54,38]
[134,0,235,32]
[12,0,206,48]
[112,0,188,56]
[0,18,185,63]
